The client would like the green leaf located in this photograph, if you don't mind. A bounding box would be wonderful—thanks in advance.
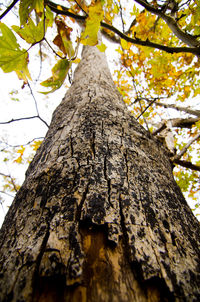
[13,5,53,44]
[19,0,33,25]
[19,0,44,25]
[81,1,104,46]
[45,6,54,28]
[40,59,71,94]
[12,18,44,44]
[34,0,44,14]
[0,22,31,80]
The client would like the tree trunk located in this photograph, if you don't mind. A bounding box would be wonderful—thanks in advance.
[0,46,200,302]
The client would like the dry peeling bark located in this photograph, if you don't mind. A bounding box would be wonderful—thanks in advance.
[0,46,200,302]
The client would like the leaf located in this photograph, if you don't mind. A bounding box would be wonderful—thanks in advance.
[97,42,107,52]
[34,0,44,14]
[19,0,44,25]
[45,6,54,28]
[14,145,25,164]
[121,39,130,50]
[0,22,31,80]
[40,59,71,94]
[14,156,23,164]
[81,1,104,46]
[17,145,25,155]
[12,18,44,44]
[73,58,81,64]
[19,0,33,25]
[31,140,42,151]
[53,19,74,58]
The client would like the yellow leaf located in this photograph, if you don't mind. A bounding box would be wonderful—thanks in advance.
[81,1,104,46]
[73,58,81,64]
[17,146,25,155]
[14,156,23,164]
[97,42,107,52]
[31,140,42,151]
[121,39,130,50]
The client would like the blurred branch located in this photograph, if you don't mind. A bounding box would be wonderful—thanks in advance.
[173,159,200,171]
[149,100,200,117]
[116,0,125,33]
[0,172,18,193]
[0,190,15,198]
[0,0,19,20]
[74,0,88,16]
[0,137,44,151]
[172,132,200,161]
[152,117,200,135]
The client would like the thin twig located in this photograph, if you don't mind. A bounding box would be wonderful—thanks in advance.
[44,38,66,59]
[136,98,158,119]
[137,98,150,131]
[74,0,88,16]
[0,116,40,124]
[0,190,15,198]
[0,172,18,193]
[27,82,39,116]
[0,137,44,151]
[117,0,125,33]
[0,115,49,128]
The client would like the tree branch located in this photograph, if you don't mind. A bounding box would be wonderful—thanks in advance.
[172,132,200,161]
[0,115,49,127]
[0,0,19,20]
[0,172,18,193]
[148,100,200,117]
[0,190,15,198]
[173,159,200,171]
[152,117,199,135]
[0,137,44,151]
[47,0,200,56]
[133,0,200,47]
[0,116,39,124]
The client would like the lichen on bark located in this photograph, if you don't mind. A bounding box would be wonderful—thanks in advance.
[0,46,200,302]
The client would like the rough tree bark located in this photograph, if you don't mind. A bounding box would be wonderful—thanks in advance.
[0,46,200,302]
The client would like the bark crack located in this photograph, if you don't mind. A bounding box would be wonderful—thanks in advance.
[90,131,96,159]
[119,194,133,262]
[32,222,51,297]
[104,154,113,209]
[76,182,90,222]
[124,149,130,189]
[70,135,74,157]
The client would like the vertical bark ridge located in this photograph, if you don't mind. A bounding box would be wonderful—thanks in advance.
[0,46,200,302]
